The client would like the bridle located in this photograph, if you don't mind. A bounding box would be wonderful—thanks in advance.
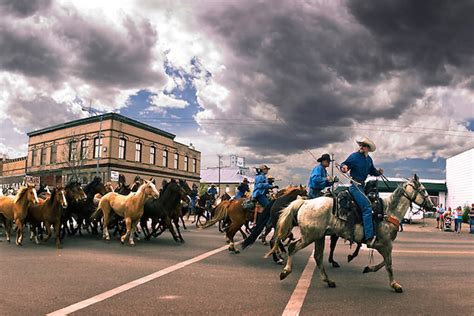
[400,182,431,211]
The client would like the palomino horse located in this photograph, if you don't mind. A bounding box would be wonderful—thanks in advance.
[92,180,159,246]
[0,184,39,245]
[201,198,254,253]
[27,186,68,248]
[269,175,433,292]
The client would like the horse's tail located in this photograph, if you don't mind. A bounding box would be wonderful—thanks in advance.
[200,202,228,229]
[90,206,103,220]
[265,198,305,258]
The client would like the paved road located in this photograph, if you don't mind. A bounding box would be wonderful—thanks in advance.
[0,218,473,315]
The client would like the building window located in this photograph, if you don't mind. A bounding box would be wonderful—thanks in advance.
[118,138,126,159]
[31,148,36,166]
[192,158,197,173]
[40,147,46,165]
[80,139,89,160]
[50,144,57,164]
[135,142,142,162]
[174,153,179,169]
[93,137,102,158]
[150,146,156,164]
[162,149,168,167]
[69,140,78,161]
[184,156,189,171]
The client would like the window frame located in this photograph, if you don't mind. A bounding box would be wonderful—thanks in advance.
[93,137,102,159]
[50,144,57,164]
[173,153,179,169]
[150,146,156,165]
[135,142,142,162]
[69,140,78,161]
[80,139,89,160]
[118,137,126,160]
[162,149,168,167]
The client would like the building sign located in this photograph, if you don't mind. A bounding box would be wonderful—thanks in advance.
[25,175,40,186]
[236,157,245,167]
[110,170,120,182]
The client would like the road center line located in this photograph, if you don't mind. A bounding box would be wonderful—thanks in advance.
[282,251,315,316]
[47,244,229,316]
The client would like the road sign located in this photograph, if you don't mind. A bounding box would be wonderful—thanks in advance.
[25,175,40,186]
[110,170,119,182]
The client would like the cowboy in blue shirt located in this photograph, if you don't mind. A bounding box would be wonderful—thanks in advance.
[252,164,272,207]
[207,184,218,199]
[235,178,250,199]
[341,137,383,248]
[308,153,335,198]
[188,184,199,215]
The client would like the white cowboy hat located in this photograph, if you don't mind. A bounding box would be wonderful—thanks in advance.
[356,136,376,152]
[256,164,270,170]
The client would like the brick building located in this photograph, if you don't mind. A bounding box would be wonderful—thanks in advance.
[1,113,200,189]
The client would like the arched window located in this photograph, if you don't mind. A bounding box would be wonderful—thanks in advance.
[174,153,179,169]
[150,146,156,164]
[162,149,168,167]
[69,140,78,161]
[118,137,126,159]
[93,137,102,158]
[80,139,89,160]
[135,142,142,162]
[184,156,189,171]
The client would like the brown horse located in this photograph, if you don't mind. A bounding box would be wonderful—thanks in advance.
[201,198,254,253]
[27,186,68,248]
[91,180,159,246]
[0,184,39,245]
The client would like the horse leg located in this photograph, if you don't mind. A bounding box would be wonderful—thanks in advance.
[55,222,62,249]
[181,216,187,230]
[239,228,247,240]
[269,237,284,264]
[280,238,312,280]
[165,217,180,242]
[226,223,241,254]
[129,219,138,246]
[43,222,52,242]
[314,238,336,287]
[121,217,132,245]
[173,218,185,243]
[362,261,385,274]
[379,244,403,293]
[101,208,110,241]
[328,234,340,268]
[15,219,24,246]
[348,243,362,263]
[5,219,12,242]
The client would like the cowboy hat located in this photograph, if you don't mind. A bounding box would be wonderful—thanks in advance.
[256,164,270,170]
[356,136,376,152]
[267,175,275,179]
[242,178,249,183]
[317,153,332,163]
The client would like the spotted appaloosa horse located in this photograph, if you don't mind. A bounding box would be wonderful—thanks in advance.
[269,175,433,293]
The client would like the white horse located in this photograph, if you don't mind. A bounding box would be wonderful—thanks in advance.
[269,174,433,292]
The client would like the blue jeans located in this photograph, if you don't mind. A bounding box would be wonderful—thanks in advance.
[255,195,270,208]
[308,189,322,199]
[349,184,374,240]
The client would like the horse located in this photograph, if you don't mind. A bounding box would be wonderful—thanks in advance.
[115,174,141,195]
[91,180,159,246]
[191,192,214,227]
[268,174,433,292]
[27,186,68,248]
[0,184,39,245]
[201,198,255,253]
[141,179,192,242]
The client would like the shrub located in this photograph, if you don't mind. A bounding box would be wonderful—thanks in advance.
[462,205,470,223]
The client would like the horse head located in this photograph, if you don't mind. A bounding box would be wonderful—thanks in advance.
[142,180,160,199]
[85,177,107,196]
[56,186,68,209]
[404,174,434,211]
[27,183,39,205]
[65,181,87,202]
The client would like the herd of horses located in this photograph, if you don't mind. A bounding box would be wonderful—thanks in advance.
[0,174,433,293]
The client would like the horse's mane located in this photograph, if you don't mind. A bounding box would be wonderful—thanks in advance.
[65,181,80,190]
[84,177,101,194]
[14,186,29,204]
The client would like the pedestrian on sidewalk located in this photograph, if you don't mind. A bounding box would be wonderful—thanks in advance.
[469,204,474,234]
[436,203,444,229]
[456,206,463,233]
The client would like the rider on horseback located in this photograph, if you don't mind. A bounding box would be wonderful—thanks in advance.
[308,153,336,198]
[340,137,383,248]
[252,165,272,208]
[235,178,250,199]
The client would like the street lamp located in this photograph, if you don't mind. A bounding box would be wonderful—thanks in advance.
[81,106,105,179]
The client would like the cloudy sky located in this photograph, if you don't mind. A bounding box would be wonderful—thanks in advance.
[0,0,473,184]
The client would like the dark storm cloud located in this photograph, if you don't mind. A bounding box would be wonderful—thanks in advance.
[0,0,51,17]
[195,1,423,155]
[0,22,63,79]
[348,0,474,86]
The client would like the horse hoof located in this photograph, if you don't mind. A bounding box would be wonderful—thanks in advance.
[275,259,284,265]
[332,261,340,268]
[392,282,403,293]
[129,243,135,247]
[363,267,370,274]
[348,255,354,262]
[280,270,290,280]
[234,249,240,254]
[327,281,336,288]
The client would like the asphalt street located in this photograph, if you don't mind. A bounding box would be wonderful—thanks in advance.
[0,218,473,315]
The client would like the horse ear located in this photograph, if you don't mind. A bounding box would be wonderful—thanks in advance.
[413,174,419,182]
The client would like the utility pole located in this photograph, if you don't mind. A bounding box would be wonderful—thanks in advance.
[217,154,222,196]
[331,153,335,191]
[82,104,105,179]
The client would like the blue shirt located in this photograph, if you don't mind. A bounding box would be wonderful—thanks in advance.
[207,187,217,197]
[308,164,330,191]
[252,173,271,198]
[341,151,380,183]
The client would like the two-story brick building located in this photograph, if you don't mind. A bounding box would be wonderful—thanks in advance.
[19,112,200,187]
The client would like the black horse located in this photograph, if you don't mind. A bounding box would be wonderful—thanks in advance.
[141,179,192,242]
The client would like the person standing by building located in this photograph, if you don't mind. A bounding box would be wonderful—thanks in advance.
[436,203,445,230]
[452,207,459,232]
[469,204,474,234]
[456,206,463,233]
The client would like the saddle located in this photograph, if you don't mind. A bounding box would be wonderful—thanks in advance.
[331,181,384,241]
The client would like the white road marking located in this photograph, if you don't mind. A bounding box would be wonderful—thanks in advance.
[360,245,474,255]
[282,251,315,316]
[47,244,229,316]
